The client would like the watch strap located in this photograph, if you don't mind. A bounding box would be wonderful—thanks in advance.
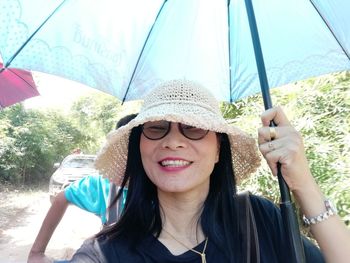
[302,199,337,226]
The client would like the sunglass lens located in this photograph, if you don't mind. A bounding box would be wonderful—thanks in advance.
[142,121,170,140]
[180,124,209,140]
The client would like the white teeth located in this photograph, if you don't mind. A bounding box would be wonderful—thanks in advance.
[161,160,191,167]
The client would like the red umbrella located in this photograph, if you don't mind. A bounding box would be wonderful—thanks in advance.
[0,62,40,108]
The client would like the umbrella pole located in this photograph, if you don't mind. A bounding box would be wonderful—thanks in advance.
[243,0,306,262]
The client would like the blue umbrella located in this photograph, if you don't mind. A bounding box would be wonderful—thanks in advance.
[1,0,348,102]
[0,0,349,261]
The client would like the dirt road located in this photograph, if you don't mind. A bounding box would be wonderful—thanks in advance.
[0,188,101,263]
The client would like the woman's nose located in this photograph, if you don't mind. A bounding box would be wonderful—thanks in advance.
[161,123,186,149]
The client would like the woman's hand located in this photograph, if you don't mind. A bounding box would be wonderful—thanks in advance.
[257,106,317,196]
[258,106,350,263]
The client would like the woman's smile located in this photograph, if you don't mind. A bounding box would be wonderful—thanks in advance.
[158,158,193,172]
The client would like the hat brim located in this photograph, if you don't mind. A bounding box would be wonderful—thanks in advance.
[95,101,260,186]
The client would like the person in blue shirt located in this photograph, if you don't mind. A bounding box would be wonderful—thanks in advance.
[64,174,127,225]
[27,114,136,263]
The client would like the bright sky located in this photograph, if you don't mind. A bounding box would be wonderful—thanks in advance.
[24,72,102,110]
[23,72,142,117]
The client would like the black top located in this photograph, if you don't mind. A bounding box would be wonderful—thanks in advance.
[67,195,325,263]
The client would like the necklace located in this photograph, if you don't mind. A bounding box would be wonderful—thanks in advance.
[162,228,208,263]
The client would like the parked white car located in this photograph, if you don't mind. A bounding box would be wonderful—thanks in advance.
[48,154,99,202]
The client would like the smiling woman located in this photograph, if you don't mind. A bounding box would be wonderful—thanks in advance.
[66,79,350,263]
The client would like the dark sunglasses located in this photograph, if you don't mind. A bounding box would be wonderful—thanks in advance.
[142,121,209,140]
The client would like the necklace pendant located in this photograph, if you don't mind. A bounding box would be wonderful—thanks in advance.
[201,253,206,263]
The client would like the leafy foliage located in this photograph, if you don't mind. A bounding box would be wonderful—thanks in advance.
[223,72,350,226]
[0,92,120,184]
[70,92,121,153]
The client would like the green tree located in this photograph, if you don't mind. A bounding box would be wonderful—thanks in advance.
[70,91,121,153]
[0,105,93,184]
[223,72,350,226]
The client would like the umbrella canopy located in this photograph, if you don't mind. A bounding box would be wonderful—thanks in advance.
[0,62,39,108]
[0,0,349,103]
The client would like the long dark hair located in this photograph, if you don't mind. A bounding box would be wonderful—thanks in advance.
[99,127,242,261]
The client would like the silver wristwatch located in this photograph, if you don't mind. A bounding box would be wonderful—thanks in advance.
[302,199,337,226]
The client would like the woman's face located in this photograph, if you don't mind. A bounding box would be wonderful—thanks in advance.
[140,122,220,194]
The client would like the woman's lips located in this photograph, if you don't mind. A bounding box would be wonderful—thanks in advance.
[158,158,193,171]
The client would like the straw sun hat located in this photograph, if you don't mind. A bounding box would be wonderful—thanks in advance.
[95,79,261,185]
